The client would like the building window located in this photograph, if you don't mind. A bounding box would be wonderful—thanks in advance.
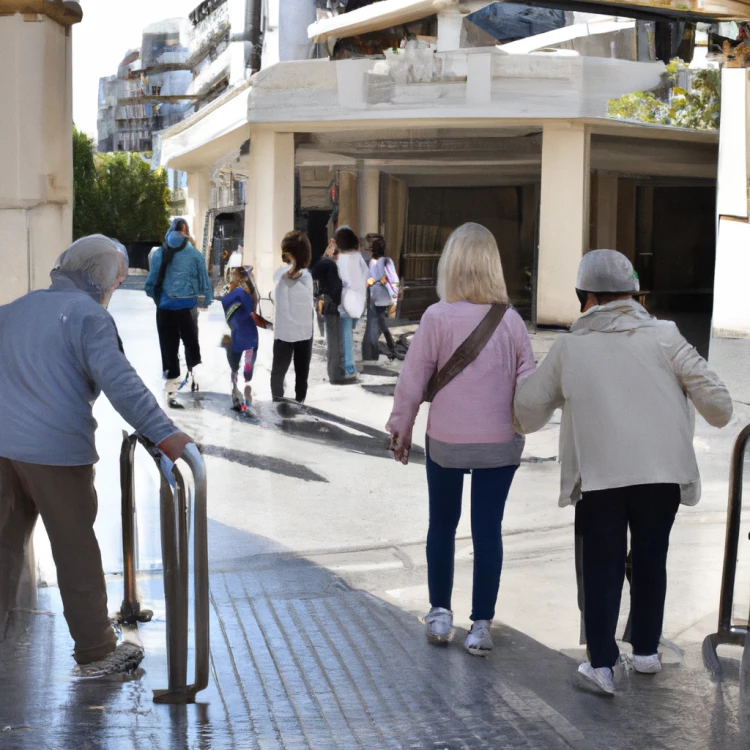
[151,85,162,97]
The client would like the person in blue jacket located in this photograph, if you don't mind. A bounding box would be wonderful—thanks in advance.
[221,266,259,415]
[146,219,213,404]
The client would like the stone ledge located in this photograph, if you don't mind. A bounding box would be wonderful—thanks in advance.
[0,0,83,26]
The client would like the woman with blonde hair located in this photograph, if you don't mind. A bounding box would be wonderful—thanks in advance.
[387,223,535,656]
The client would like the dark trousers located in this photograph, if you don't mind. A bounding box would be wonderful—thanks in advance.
[575,483,680,669]
[156,308,202,379]
[271,338,313,402]
[426,452,517,621]
[324,314,344,383]
[363,302,396,361]
[0,460,117,664]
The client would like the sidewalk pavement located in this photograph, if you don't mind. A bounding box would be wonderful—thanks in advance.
[1,289,748,748]
[1,535,746,750]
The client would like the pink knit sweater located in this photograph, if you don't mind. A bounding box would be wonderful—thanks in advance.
[386,301,536,447]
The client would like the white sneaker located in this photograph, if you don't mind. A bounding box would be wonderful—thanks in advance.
[465,620,493,657]
[424,607,453,645]
[632,653,662,674]
[166,377,184,408]
[577,662,615,696]
[74,642,144,678]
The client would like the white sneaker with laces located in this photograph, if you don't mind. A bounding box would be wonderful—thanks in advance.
[424,607,453,645]
[577,661,615,696]
[632,653,662,674]
[465,620,493,656]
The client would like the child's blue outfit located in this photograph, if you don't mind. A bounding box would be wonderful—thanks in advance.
[222,285,258,384]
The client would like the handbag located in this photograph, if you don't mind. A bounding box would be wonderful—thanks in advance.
[422,304,508,403]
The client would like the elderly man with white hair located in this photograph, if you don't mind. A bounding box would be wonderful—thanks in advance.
[0,235,193,675]
[514,249,733,696]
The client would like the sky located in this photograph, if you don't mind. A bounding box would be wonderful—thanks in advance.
[73,0,198,138]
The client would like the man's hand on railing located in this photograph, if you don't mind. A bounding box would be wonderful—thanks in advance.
[157,432,195,462]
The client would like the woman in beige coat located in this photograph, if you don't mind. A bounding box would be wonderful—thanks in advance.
[514,249,732,696]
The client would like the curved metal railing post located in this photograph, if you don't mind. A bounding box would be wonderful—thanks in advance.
[152,441,210,704]
[703,424,750,678]
[117,432,153,625]
[117,432,209,704]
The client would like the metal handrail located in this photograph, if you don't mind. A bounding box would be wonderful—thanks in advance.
[117,432,210,704]
[703,424,750,678]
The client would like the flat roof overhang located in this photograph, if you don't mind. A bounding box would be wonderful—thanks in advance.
[159,82,252,172]
[308,0,750,43]
[0,0,83,25]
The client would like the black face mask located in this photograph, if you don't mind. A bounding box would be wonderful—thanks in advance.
[575,289,589,313]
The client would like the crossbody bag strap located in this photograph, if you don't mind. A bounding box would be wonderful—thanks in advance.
[422,304,508,403]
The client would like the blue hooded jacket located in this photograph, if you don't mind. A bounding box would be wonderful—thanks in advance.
[145,219,214,310]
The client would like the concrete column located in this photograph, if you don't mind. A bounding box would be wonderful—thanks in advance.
[243,131,295,294]
[279,0,315,62]
[594,174,618,249]
[337,171,360,235]
[0,2,82,635]
[437,10,463,52]
[358,165,381,237]
[537,123,591,327]
[0,8,81,306]
[710,69,750,400]
[186,170,212,253]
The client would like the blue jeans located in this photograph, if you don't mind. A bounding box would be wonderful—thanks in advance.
[426,452,517,621]
[339,313,358,377]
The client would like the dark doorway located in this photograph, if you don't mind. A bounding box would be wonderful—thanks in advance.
[307,210,332,266]
[211,211,244,279]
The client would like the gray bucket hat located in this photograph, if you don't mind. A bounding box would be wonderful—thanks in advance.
[576,249,640,293]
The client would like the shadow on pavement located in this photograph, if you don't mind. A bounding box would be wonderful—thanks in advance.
[0,518,743,749]
[175,391,426,465]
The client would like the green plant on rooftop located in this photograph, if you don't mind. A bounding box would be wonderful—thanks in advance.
[607,59,720,130]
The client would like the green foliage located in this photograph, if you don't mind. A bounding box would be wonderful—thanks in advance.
[607,59,720,131]
[72,131,171,243]
[72,128,99,239]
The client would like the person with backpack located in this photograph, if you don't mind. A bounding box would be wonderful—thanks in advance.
[513,249,733,696]
[145,218,213,406]
[386,223,535,657]
[363,233,401,361]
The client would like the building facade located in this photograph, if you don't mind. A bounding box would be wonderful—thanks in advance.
[157,0,749,362]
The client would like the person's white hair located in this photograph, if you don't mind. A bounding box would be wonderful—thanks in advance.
[54,235,128,297]
[436,223,508,305]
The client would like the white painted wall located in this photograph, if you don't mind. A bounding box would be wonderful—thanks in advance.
[243,132,295,294]
[537,123,591,326]
[0,13,74,306]
[712,69,750,339]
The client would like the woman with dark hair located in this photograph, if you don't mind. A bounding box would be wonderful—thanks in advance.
[145,218,213,406]
[311,240,345,383]
[271,231,315,403]
[363,233,400,361]
[334,225,369,381]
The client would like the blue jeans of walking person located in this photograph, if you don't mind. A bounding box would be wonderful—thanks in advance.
[339,313,358,378]
[426,452,517,621]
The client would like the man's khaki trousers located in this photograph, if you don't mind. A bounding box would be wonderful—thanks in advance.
[0,459,117,664]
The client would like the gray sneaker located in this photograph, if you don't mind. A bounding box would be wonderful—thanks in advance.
[577,661,615,696]
[425,607,453,645]
[465,620,493,656]
[74,642,144,678]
